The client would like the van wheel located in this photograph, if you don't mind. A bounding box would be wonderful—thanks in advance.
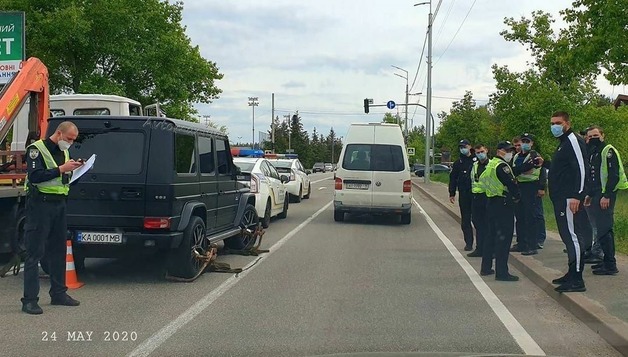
[167,216,207,279]
[401,212,411,225]
[334,210,344,222]
[262,200,271,228]
[225,204,259,249]
[303,183,311,199]
[278,194,289,219]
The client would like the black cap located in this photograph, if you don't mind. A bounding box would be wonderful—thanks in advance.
[458,139,470,147]
[497,141,514,150]
[521,133,535,141]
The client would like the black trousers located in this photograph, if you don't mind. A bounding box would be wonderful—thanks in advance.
[21,196,68,304]
[515,182,539,251]
[471,193,488,253]
[458,191,474,247]
[552,198,590,281]
[481,196,515,278]
[588,193,617,269]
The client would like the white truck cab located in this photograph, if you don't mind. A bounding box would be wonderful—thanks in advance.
[11,94,143,151]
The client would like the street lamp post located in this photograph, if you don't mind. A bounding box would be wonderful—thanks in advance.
[283,114,291,151]
[415,0,433,183]
[392,65,409,141]
[248,97,259,148]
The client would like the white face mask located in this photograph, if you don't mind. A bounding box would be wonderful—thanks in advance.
[503,152,513,162]
[58,135,72,151]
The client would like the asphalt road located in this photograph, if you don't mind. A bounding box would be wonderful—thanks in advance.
[0,172,621,357]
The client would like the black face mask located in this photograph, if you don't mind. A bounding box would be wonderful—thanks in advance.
[588,137,602,148]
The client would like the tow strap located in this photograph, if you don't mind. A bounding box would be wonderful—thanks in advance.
[0,252,24,278]
[165,225,269,283]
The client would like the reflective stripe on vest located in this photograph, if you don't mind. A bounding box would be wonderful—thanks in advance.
[24,140,70,195]
[601,144,628,193]
[479,158,511,198]
[513,152,540,182]
[471,161,485,193]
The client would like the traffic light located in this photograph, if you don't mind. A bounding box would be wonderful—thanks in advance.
[364,98,370,114]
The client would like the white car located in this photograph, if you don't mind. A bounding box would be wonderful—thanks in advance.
[333,123,412,224]
[233,158,290,228]
[267,158,312,202]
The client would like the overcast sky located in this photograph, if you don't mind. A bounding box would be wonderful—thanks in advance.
[181,0,620,145]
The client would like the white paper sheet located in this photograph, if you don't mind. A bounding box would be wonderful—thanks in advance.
[69,154,96,184]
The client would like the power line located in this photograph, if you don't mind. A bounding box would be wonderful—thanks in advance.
[434,0,477,65]
[410,31,428,92]
[433,0,457,48]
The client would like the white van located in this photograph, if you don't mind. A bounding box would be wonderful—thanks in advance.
[11,94,143,151]
[333,123,412,224]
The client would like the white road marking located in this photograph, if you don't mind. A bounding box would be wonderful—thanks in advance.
[311,176,333,184]
[412,198,546,356]
[127,201,334,357]
[318,187,327,190]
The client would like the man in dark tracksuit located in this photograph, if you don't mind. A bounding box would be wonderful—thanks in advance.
[584,126,626,275]
[581,129,604,263]
[479,141,521,281]
[21,122,83,314]
[546,112,591,292]
[449,139,477,251]
[468,144,490,258]
[510,133,545,255]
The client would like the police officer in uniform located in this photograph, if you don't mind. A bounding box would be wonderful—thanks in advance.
[511,133,545,255]
[21,121,84,315]
[584,126,627,275]
[479,141,521,281]
[449,139,477,251]
[468,144,490,258]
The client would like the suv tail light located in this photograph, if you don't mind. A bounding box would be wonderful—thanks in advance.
[335,177,343,190]
[290,169,296,181]
[144,217,171,229]
[250,174,259,193]
[403,180,412,192]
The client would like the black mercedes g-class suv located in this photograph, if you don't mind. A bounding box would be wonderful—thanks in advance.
[48,116,259,279]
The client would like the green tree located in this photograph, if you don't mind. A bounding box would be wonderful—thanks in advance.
[382,112,402,126]
[2,0,223,121]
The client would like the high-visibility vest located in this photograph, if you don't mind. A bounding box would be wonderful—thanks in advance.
[479,158,513,198]
[601,144,628,194]
[471,161,485,193]
[513,152,540,182]
[24,140,70,195]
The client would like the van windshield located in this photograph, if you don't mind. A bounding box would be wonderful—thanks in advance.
[70,131,145,175]
[342,144,405,172]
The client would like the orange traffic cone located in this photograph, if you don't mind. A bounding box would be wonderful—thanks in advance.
[65,240,84,289]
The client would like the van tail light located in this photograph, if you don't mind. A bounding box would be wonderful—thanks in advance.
[335,177,343,190]
[250,174,259,193]
[144,217,171,229]
[290,169,296,181]
[403,180,412,192]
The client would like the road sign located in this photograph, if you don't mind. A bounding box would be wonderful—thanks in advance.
[0,12,25,84]
[407,147,415,156]
[386,100,396,110]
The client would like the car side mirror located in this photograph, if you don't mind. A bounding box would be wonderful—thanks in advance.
[280,175,290,184]
[305,170,311,175]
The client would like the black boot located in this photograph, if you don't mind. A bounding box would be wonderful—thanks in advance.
[21,298,43,315]
[555,270,586,292]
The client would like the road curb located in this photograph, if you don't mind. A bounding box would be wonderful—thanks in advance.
[412,181,628,356]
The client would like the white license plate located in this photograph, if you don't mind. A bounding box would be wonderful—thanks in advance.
[346,183,369,190]
[77,232,123,244]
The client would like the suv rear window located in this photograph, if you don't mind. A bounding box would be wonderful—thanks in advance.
[342,144,405,172]
[71,131,145,175]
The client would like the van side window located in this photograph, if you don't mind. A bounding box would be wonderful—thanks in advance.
[73,108,111,115]
[198,136,215,174]
[175,132,197,174]
[216,139,232,175]
[129,104,142,116]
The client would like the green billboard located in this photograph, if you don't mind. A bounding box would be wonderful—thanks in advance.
[0,11,25,84]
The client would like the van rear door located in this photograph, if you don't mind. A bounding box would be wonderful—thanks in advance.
[53,118,149,231]
[338,136,375,207]
[372,127,409,208]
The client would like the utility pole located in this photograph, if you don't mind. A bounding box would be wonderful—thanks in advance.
[248,97,259,148]
[425,2,433,183]
[271,93,275,152]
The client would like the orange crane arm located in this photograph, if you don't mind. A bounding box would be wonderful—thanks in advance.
[0,57,50,145]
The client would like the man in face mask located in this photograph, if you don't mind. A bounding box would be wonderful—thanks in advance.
[510,133,546,256]
[449,139,477,251]
[468,144,490,258]
[581,128,604,263]
[583,126,627,275]
[21,121,84,314]
[478,141,521,281]
[545,111,592,293]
